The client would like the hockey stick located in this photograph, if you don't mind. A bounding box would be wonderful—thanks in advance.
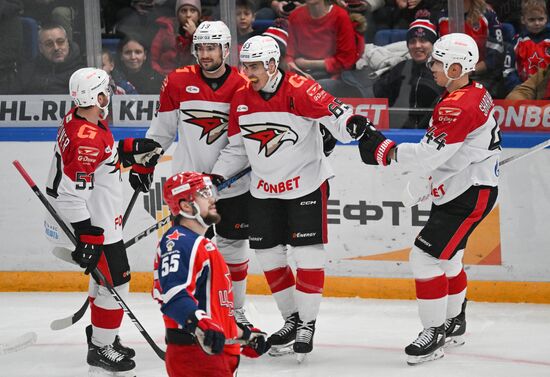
[402,138,550,207]
[12,160,166,360]
[49,188,142,330]
[49,166,253,330]
[0,332,38,355]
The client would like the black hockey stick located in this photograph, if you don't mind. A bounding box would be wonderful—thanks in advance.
[50,188,142,330]
[49,166,253,330]
[13,160,166,360]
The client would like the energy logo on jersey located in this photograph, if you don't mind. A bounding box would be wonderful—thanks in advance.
[182,109,229,144]
[241,123,298,157]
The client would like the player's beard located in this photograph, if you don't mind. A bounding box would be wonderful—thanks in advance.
[201,60,223,73]
[203,212,221,226]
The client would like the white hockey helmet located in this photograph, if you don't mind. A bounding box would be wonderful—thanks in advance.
[192,21,231,60]
[69,68,111,117]
[431,33,479,77]
[240,35,280,71]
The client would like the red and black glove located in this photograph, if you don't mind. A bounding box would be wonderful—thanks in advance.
[347,116,395,166]
[187,310,226,355]
[237,322,270,358]
[72,226,104,275]
[129,164,154,193]
[118,138,163,168]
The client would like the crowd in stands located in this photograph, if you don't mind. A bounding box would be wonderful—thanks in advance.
[3,0,550,127]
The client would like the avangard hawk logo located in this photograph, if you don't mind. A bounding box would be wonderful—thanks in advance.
[181,109,228,144]
[242,123,298,157]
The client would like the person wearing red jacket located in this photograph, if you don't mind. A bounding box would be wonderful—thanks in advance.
[150,0,201,75]
[286,0,358,80]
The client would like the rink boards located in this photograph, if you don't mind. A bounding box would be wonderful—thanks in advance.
[1,136,549,303]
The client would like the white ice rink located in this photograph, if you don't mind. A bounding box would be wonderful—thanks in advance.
[1,293,549,376]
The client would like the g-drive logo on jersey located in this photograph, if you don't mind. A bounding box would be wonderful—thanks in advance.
[181,109,229,144]
[242,123,298,157]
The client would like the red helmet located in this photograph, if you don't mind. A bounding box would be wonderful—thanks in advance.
[163,172,213,216]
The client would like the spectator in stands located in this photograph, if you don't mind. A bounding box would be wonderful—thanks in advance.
[503,0,550,95]
[115,0,171,48]
[372,0,443,33]
[0,0,22,94]
[373,19,443,129]
[18,22,84,94]
[286,0,361,96]
[506,65,550,100]
[237,0,262,52]
[114,35,164,94]
[334,0,385,43]
[102,49,138,95]
[264,1,303,19]
[436,0,505,97]
[150,0,201,75]
[487,0,522,32]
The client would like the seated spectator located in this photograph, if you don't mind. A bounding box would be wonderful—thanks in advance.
[113,35,164,94]
[237,0,262,52]
[286,0,361,96]
[102,48,137,95]
[115,0,171,48]
[487,0,522,32]
[150,0,201,75]
[437,0,505,97]
[506,65,550,100]
[373,19,443,128]
[503,0,550,95]
[0,0,22,94]
[18,22,84,94]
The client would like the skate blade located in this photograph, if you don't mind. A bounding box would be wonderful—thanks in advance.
[444,335,465,348]
[268,344,295,357]
[88,366,136,377]
[406,348,444,365]
[296,352,308,364]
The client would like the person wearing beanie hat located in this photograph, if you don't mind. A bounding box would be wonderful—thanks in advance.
[407,19,438,45]
[150,0,202,74]
[374,18,443,129]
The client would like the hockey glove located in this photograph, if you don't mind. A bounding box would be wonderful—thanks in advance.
[187,310,226,355]
[237,322,270,358]
[118,138,163,168]
[129,164,154,193]
[357,123,396,166]
[346,115,369,140]
[203,173,224,188]
[72,226,104,275]
[320,125,337,157]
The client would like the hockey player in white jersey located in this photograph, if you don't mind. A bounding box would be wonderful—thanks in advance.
[351,33,501,365]
[211,35,367,361]
[145,21,256,329]
[44,67,162,375]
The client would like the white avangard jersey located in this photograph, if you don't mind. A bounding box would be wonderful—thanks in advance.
[45,108,123,244]
[397,81,501,205]
[212,72,354,199]
[146,64,250,198]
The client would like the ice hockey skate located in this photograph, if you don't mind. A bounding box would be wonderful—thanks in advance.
[86,325,136,358]
[87,342,136,377]
[445,299,467,348]
[405,324,445,365]
[234,307,253,329]
[294,319,316,363]
[267,312,299,357]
